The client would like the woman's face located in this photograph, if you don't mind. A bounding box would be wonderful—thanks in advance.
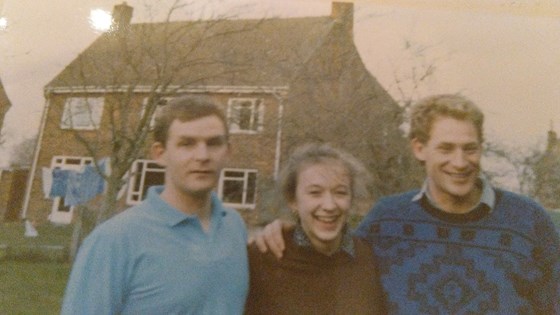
[290,160,352,255]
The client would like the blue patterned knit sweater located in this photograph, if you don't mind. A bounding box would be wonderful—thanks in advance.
[355,189,560,314]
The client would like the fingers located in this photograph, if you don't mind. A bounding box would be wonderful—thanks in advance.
[254,231,268,253]
[250,219,295,259]
[264,220,285,258]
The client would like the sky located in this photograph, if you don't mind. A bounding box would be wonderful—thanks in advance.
[0,0,559,168]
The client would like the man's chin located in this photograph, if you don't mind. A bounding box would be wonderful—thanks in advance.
[184,185,215,198]
[449,186,477,200]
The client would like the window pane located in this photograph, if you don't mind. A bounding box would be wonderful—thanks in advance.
[133,163,144,192]
[141,170,164,200]
[61,97,103,129]
[224,170,244,178]
[66,158,82,165]
[223,180,243,203]
[246,172,257,204]
[57,198,72,212]
[238,103,253,130]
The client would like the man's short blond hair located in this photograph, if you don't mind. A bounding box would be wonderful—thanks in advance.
[409,94,484,143]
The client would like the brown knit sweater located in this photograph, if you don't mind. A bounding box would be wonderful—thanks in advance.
[245,227,386,315]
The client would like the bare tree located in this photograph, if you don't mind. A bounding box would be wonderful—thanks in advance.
[46,1,264,227]
[483,140,544,195]
[9,136,36,167]
[532,130,560,209]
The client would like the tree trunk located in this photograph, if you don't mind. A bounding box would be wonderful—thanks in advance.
[68,206,83,263]
[96,177,121,225]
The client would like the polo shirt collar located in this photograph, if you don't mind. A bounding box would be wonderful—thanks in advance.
[146,186,227,227]
[293,223,355,257]
[412,175,496,212]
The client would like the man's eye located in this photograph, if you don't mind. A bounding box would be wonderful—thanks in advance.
[208,137,226,147]
[464,146,480,153]
[179,141,195,147]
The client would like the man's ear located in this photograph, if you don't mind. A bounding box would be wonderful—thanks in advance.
[150,142,166,166]
[410,138,426,163]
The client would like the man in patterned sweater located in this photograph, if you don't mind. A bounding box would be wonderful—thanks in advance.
[257,94,560,314]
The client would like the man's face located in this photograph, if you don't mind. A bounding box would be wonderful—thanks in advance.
[411,116,482,209]
[152,115,229,198]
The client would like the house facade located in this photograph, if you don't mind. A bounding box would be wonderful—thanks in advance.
[23,2,412,226]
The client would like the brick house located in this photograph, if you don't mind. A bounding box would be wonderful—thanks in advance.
[22,2,412,226]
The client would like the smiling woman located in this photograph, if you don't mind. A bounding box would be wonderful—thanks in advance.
[88,8,112,32]
[245,143,386,314]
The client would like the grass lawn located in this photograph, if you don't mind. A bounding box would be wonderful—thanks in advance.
[0,222,72,247]
[0,222,72,262]
[0,222,72,314]
[0,261,70,314]
[0,210,556,314]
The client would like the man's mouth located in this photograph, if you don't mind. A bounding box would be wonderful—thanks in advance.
[190,170,214,175]
[446,171,472,179]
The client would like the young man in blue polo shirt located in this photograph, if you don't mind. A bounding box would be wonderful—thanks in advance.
[257,94,560,314]
[62,96,248,314]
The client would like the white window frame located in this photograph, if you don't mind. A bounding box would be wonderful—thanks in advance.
[141,97,172,129]
[60,97,104,130]
[227,98,264,134]
[126,159,165,205]
[218,168,257,209]
[48,156,93,224]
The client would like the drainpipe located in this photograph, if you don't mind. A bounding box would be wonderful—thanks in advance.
[21,93,51,219]
[272,90,285,180]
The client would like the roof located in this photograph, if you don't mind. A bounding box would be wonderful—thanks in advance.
[46,15,337,90]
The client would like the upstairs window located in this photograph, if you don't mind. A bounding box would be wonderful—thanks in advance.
[61,97,104,130]
[141,96,172,129]
[227,98,264,134]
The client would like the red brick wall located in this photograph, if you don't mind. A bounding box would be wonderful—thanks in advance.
[28,92,281,225]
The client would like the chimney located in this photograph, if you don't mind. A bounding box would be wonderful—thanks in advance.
[331,2,353,39]
[112,2,133,31]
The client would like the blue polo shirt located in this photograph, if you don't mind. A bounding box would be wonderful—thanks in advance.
[61,186,249,315]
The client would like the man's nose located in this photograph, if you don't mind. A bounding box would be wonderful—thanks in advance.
[450,149,468,168]
[193,143,209,159]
